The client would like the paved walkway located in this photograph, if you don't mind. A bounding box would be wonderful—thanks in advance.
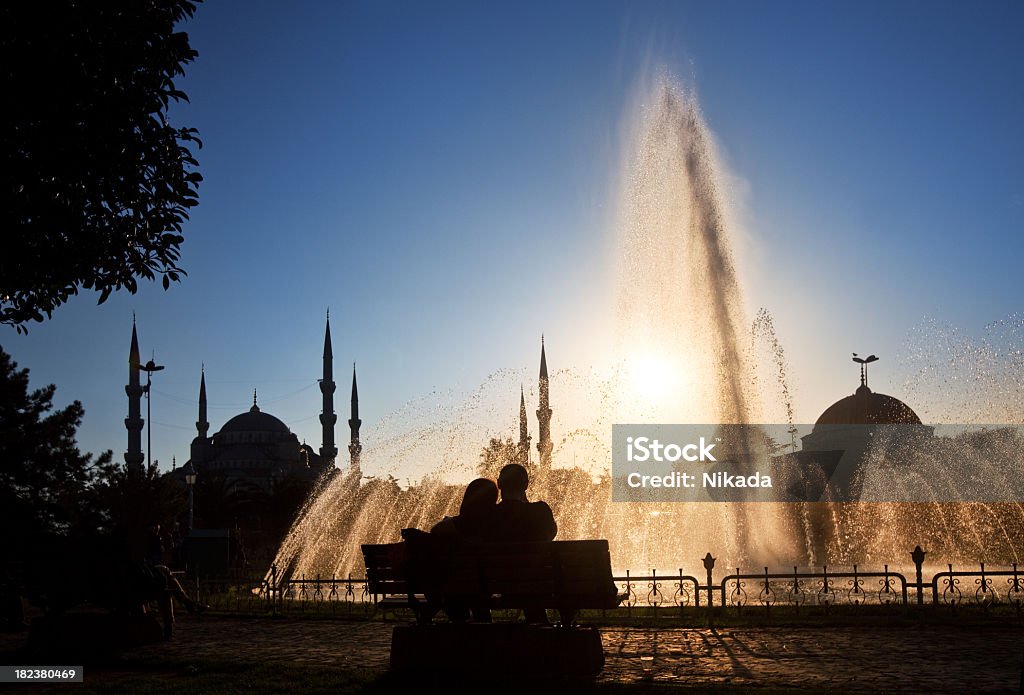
[2,616,1020,692]
[114,616,1022,693]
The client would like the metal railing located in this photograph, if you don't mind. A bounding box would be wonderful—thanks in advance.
[190,546,1023,619]
[719,566,908,613]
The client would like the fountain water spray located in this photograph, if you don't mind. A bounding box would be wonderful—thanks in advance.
[269,75,1023,582]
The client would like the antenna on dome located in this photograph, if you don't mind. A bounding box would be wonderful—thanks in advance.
[852,353,879,387]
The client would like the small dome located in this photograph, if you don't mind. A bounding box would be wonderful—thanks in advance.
[219,405,292,435]
[815,384,921,427]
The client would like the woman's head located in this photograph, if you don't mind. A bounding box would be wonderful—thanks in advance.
[460,477,499,516]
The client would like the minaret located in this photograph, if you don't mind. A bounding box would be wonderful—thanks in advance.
[348,364,362,480]
[536,336,553,469]
[197,366,209,438]
[190,366,211,465]
[124,319,145,474]
[518,385,531,466]
[319,313,338,467]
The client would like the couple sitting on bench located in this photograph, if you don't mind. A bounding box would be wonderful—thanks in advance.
[401,463,556,624]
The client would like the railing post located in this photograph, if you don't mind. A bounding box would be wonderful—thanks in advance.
[625,569,632,617]
[822,565,830,615]
[948,563,957,614]
[979,562,990,612]
[1012,563,1021,618]
[678,569,690,616]
[270,562,278,616]
[793,566,800,614]
[911,545,926,607]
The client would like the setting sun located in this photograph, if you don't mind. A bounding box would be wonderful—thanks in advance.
[626,351,690,408]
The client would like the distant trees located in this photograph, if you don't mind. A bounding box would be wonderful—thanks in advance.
[88,461,185,540]
[478,436,528,478]
[1,1,202,332]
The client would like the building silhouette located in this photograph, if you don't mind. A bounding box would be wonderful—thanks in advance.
[123,319,145,474]
[799,354,932,499]
[125,316,361,489]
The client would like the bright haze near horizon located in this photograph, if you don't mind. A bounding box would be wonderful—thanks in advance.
[4,0,1022,477]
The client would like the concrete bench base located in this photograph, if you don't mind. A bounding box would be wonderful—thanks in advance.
[390,623,605,679]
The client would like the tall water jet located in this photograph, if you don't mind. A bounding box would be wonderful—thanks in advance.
[609,74,804,568]
[614,75,754,427]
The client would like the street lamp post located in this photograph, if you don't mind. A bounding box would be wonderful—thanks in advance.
[141,358,165,470]
[184,461,197,533]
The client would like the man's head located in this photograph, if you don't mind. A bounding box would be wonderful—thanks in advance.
[497,463,529,501]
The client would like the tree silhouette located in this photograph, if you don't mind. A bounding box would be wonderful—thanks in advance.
[478,436,524,478]
[1,1,202,332]
[0,346,113,554]
[88,460,184,539]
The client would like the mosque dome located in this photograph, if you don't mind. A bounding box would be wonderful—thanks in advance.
[213,399,298,449]
[220,403,292,436]
[814,384,922,427]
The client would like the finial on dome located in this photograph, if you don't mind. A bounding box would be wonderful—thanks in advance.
[251,387,260,412]
[852,353,879,389]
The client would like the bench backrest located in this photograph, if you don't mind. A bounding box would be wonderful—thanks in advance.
[361,539,616,604]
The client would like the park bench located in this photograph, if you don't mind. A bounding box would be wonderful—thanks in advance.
[362,536,623,677]
[362,536,624,625]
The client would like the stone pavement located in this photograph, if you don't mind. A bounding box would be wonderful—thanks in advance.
[116,616,1022,693]
[2,616,1020,692]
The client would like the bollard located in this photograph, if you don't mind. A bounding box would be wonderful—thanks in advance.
[703,553,716,607]
[911,545,926,606]
[702,552,716,626]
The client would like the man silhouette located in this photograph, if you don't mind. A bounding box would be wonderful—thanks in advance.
[487,463,556,624]
[488,464,556,542]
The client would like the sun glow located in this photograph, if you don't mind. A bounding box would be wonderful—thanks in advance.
[625,351,692,414]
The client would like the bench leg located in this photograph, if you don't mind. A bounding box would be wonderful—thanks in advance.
[557,608,578,627]
[523,608,549,625]
[158,592,174,639]
[412,604,440,626]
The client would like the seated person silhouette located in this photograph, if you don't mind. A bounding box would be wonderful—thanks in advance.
[485,463,557,623]
[420,477,499,623]
[488,463,556,543]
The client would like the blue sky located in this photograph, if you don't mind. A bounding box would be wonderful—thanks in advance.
[4,0,1022,472]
